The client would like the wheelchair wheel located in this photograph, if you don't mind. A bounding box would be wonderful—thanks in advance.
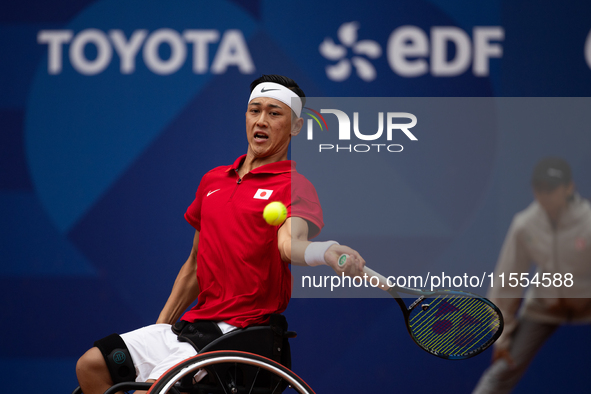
[146,350,315,394]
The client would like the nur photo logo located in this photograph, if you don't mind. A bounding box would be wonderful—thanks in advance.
[303,106,417,153]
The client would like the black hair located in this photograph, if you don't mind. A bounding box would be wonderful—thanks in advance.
[249,74,306,107]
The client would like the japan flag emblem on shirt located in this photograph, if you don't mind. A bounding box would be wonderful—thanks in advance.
[254,189,273,200]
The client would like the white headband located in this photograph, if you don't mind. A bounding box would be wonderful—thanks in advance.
[248,82,302,117]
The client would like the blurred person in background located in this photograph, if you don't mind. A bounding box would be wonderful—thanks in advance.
[473,157,591,393]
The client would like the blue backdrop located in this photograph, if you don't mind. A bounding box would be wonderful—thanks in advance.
[1,1,590,392]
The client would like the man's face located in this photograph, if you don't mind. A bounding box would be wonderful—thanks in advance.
[533,182,574,219]
[245,97,302,160]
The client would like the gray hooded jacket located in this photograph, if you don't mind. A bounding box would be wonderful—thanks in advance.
[489,194,591,348]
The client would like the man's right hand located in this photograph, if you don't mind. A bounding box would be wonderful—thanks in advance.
[324,245,366,278]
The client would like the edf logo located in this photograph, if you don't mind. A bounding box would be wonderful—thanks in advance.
[320,22,504,81]
[305,109,417,153]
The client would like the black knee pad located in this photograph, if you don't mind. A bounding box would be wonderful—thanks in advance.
[94,333,136,384]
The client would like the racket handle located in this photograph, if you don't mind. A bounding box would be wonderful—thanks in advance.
[363,266,391,290]
[338,254,391,291]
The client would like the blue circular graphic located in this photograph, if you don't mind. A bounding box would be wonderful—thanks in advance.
[112,351,126,364]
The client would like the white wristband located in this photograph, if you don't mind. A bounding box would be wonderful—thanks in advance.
[304,241,339,266]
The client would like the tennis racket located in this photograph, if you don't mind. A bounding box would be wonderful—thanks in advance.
[338,254,503,360]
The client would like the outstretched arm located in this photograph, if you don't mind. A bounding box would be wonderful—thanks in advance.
[277,217,366,277]
[156,230,201,324]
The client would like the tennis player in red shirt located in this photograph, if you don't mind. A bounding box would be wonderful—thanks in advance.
[76,75,365,394]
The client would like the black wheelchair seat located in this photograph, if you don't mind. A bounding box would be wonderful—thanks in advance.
[178,316,297,393]
[201,324,296,366]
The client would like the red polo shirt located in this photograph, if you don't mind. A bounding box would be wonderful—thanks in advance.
[182,155,324,327]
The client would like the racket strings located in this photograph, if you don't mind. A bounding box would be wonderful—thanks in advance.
[452,317,502,355]
[408,295,501,357]
[430,302,499,355]
[422,301,499,356]
[413,297,486,349]
[419,311,496,356]
[421,301,498,354]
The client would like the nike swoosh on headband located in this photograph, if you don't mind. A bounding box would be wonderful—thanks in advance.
[249,82,302,117]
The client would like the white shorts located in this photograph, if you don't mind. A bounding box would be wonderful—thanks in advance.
[121,324,197,381]
[121,322,237,382]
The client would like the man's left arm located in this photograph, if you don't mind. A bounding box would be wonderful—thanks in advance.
[277,216,366,277]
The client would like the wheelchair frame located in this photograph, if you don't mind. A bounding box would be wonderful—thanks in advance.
[72,325,314,394]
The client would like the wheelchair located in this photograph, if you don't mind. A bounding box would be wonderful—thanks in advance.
[72,320,315,394]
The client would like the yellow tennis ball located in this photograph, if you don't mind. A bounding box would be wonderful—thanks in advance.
[263,201,287,226]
